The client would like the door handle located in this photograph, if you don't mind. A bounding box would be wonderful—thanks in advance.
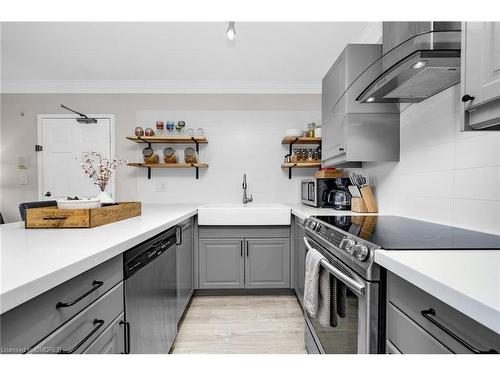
[56,280,104,308]
[421,308,498,354]
[119,320,131,354]
[176,226,182,245]
[58,319,105,354]
[303,237,366,295]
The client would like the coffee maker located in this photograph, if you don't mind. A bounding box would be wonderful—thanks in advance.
[327,178,352,210]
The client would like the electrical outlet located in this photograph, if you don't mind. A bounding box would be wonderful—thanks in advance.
[19,174,28,185]
[156,182,167,192]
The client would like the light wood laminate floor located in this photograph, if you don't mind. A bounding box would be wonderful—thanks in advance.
[172,295,307,354]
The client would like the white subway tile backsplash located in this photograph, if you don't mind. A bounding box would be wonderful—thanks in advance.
[453,199,500,235]
[454,133,500,169]
[453,167,499,201]
[362,85,500,235]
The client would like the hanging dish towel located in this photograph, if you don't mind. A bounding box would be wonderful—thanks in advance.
[329,274,338,327]
[303,248,325,318]
[317,267,332,327]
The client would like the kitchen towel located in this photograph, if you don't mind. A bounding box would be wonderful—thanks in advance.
[303,248,325,318]
[317,266,332,327]
[330,274,338,327]
[337,283,347,318]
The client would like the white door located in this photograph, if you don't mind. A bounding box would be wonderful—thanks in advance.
[38,116,114,200]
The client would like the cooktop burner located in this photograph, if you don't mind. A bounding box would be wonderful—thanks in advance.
[313,215,500,250]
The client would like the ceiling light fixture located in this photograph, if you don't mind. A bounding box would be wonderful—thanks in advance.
[226,21,236,41]
[412,60,427,69]
[366,97,375,103]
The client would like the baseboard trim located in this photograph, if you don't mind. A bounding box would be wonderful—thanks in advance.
[194,288,294,296]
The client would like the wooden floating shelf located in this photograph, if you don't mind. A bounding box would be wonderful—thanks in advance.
[128,163,209,169]
[281,162,321,169]
[128,162,208,180]
[126,136,208,144]
[281,136,321,145]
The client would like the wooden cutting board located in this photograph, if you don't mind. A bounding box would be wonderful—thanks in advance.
[25,202,141,229]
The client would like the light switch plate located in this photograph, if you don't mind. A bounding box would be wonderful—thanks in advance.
[18,156,30,169]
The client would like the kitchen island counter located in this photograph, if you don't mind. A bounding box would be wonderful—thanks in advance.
[0,204,199,314]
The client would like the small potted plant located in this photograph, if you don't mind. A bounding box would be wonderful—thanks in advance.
[81,152,127,204]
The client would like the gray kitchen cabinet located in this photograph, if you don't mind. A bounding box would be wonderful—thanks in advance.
[83,313,126,354]
[0,255,123,353]
[294,218,306,306]
[199,239,245,289]
[462,22,500,130]
[176,218,194,322]
[29,283,124,354]
[322,44,400,167]
[387,272,500,354]
[245,238,290,289]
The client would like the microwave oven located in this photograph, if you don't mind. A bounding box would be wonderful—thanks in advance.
[301,178,338,207]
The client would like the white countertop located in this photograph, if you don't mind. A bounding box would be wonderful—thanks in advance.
[375,249,500,334]
[0,204,199,314]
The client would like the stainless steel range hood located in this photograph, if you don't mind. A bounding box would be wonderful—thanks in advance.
[357,22,462,104]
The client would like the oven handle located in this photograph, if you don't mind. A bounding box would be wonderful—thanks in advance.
[304,237,366,296]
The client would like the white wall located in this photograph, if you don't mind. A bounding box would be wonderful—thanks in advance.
[361,85,500,235]
[135,110,320,204]
[0,93,320,222]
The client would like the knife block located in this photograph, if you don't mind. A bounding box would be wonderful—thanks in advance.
[360,186,378,213]
[351,197,368,213]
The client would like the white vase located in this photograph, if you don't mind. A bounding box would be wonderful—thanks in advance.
[96,190,114,205]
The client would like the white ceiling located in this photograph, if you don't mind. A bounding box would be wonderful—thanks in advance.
[0,22,381,93]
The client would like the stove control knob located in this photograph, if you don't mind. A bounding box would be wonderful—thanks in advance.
[308,221,318,231]
[353,244,369,261]
[343,239,356,254]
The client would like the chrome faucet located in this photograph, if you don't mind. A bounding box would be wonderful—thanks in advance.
[242,173,253,204]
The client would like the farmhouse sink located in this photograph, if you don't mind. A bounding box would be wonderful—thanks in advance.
[197,204,291,226]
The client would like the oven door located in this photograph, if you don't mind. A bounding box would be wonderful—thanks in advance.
[303,236,380,354]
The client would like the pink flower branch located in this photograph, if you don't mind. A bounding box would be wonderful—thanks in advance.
[81,152,127,192]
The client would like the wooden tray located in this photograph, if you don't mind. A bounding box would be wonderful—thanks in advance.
[25,202,141,229]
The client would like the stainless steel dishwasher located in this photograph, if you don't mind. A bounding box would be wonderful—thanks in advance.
[123,227,177,354]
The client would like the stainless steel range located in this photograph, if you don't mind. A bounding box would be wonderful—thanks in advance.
[303,215,383,354]
[303,214,500,354]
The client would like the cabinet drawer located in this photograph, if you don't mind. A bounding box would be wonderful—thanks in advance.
[82,313,126,354]
[387,272,500,354]
[29,282,123,354]
[387,302,451,354]
[0,255,123,352]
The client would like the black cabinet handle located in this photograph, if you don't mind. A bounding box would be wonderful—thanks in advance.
[176,226,182,245]
[120,320,131,354]
[58,319,105,354]
[461,94,475,103]
[421,308,498,354]
[56,280,104,308]
[240,241,243,257]
[339,147,345,152]
[246,241,249,257]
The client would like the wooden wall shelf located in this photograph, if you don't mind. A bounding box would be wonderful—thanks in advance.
[128,162,208,179]
[281,162,321,179]
[126,136,208,144]
[126,135,208,180]
[281,136,321,145]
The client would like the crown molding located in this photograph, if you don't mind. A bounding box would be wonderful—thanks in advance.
[0,80,321,94]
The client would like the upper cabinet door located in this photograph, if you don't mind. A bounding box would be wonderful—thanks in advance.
[462,22,500,130]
